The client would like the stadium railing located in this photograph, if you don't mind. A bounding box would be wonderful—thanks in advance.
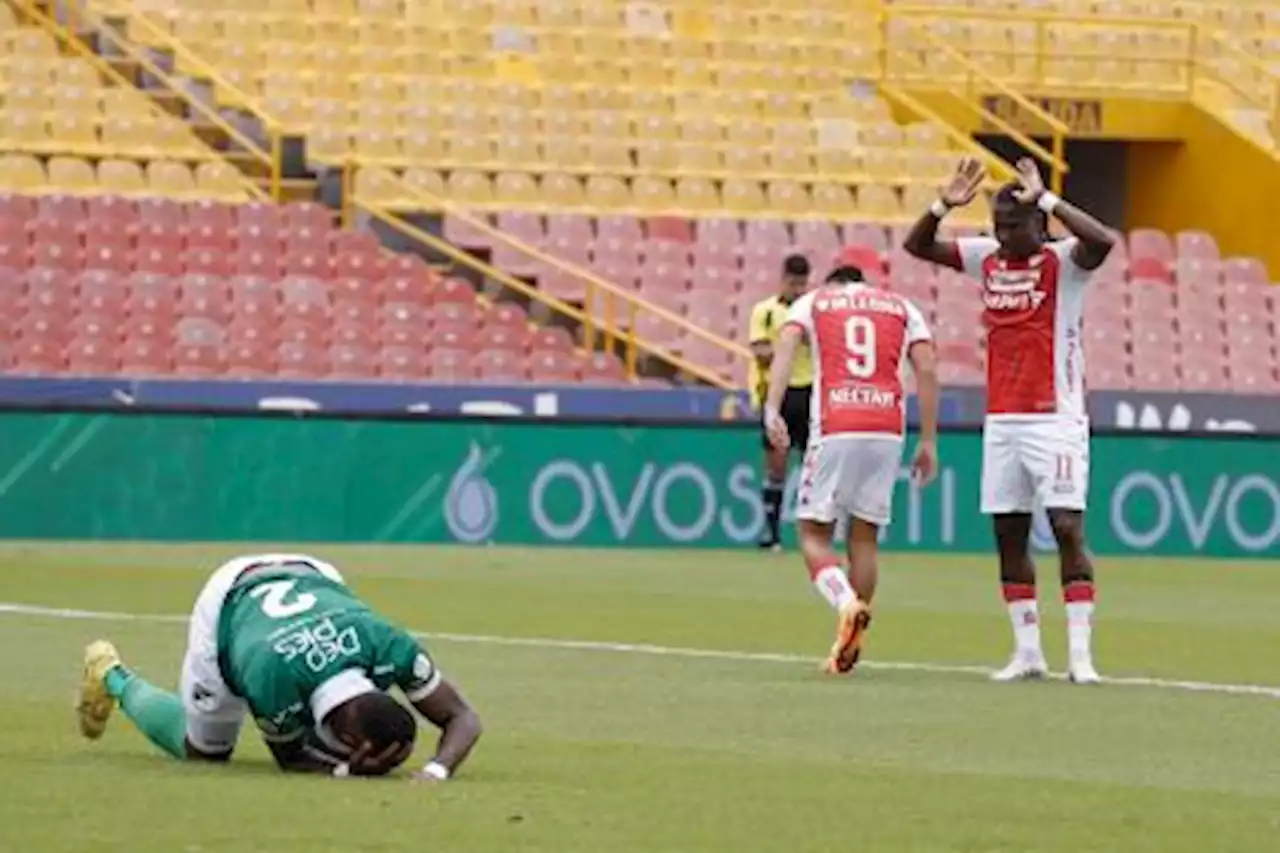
[880,12,1070,193]
[54,0,286,201]
[350,176,747,389]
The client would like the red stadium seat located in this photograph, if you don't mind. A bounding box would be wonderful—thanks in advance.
[69,313,121,342]
[11,337,67,374]
[36,195,85,222]
[25,268,75,314]
[479,323,532,353]
[134,247,184,276]
[179,274,231,323]
[331,249,388,282]
[126,273,179,318]
[172,342,226,377]
[236,202,283,230]
[278,276,332,327]
[474,348,525,382]
[135,222,186,254]
[225,340,278,377]
[231,223,281,252]
[381,302,427,347]
[234,248,283,278]
[486,301,528,329]
[1129,256,1172,283]
[66,337,120,375]
[379,345,429,379]
[1129,228,1173,263]
[20,310,72,346]
[282,202,334,232]
[328,343,379,379]
[581,351,627,384]
[1221,257,1267,286]
[276,341,328,378]
[1175,230,1219,261]
[123,314,173,343]
[434,324,480,351]
[119,338,172,375]
[186,200,236,231]
[428,347,474,381]
[136,198,186,225]
[75,270,129,318]
[174,317,225,347]
[527,347,580,382]
[531,325,575,352]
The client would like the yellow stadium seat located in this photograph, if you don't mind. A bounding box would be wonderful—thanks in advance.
[812,183,858,218]
[148,160,198,197]
[540,172,586,208]
[585,175,630,209]
[195,161,250,200]
[675,178,720,213]
[722,178,767,213]
[724,146,769,176]
[48,156,99,194]
[495,171,540,204]
[97,159,148,196]
[308,127,352,162]
[495,135,542,169]
[857,184,903,219]
[447,170,495,205]
[770,148,815,178]
[6,82,50,112]
[542,136,586,170]
[0,110,49,150]
[353,166,402,205]
[677,143,723,175]
[766,181,811,216]
[632,176,675,213]
[48,112,101,151]
[635,141,679,173]
[449,136,496,167]
[403,167,447,201]
[585,139,632,172]
[0,155,46,191]
[402,130,448,162]
[354,128,403,161]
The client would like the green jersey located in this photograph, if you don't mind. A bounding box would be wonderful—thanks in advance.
[216,566,439,744]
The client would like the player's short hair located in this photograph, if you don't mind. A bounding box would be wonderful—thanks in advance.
[993,182,1048,231]
[825,266,865,284]
[339,692,417,775]
[782,254,811,277]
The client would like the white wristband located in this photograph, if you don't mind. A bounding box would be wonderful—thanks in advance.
[333,762,351,778]
[929,199,951,218]
[422,761,450,781]
[1037,192,1061,214]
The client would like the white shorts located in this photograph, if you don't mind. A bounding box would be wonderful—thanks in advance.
[796,436,904,527]
[179,553,344,755]
[981,417,1089,515]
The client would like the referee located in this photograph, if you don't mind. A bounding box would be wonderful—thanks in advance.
[748,253,813,550]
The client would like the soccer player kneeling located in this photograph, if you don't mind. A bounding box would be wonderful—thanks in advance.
[764,251,940,674]
[76,553,481,779]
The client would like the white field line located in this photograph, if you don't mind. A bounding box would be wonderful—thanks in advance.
[2,601,1278,700]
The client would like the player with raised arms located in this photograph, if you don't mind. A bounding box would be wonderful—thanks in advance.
[903,157,1117,684]
[77,553,482,779]
[764,250,940,673]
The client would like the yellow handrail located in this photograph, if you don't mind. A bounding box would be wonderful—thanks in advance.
[878,82,1017,184]
[895,20,1070,193]
[378,171,754,362]
[67,0,285,200]
[352,196,738,389]
[29,0,267,201]
[1198,30,1280,148]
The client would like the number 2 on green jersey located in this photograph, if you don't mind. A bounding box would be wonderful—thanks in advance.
[250,579,318,619]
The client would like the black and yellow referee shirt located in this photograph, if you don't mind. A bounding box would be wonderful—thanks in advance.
[747,294,814,409]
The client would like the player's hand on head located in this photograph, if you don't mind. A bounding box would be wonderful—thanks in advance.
[911,440,938,486]
[940,156,986,208]
[1012,157,1045,204]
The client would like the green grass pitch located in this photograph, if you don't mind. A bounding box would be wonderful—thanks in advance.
[2,542,1279,852]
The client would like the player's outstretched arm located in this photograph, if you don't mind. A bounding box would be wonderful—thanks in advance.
[902,156,987,271]
[411,678,482,780]
[1010,157,1116,271]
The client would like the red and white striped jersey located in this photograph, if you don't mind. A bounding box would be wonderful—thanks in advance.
[955,237,1093,419]
[783,283,932,439]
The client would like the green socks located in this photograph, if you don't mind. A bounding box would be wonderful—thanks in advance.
[104,667,188,760]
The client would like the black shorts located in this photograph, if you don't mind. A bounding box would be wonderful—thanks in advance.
[761,385,811,451]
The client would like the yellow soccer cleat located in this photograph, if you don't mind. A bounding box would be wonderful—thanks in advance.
[77,640,122,740]
[825,599,872,675]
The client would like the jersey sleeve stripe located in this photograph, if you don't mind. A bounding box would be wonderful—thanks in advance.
[403,670,443,702]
